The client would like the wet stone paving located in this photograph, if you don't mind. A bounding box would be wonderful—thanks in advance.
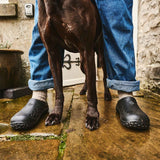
[0,69,160,160]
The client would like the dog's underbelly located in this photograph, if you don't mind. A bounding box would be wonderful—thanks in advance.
[63,38,79,53]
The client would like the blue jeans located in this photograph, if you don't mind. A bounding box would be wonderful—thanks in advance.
[28,0,64,90]
[28,0,140,92]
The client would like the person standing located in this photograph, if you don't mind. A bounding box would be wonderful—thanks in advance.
[10,0,150,130]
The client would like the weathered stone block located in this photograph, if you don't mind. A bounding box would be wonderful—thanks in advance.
[150,65,160,80]
[138,0,160,94]
[0,140,60,160]
[0,3,17,17]
[3,87,32,99]
[146,64,160,80]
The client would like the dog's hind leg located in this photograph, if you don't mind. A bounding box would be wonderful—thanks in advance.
[100,54,112,101]
[80,79,87,95]
[82,50,99,130]
[96,37,112,101]
[80,54,87,95]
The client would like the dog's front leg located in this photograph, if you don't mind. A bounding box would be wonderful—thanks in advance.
[45,49,64,126]
[83,50,99,130]
[38,5,64,125]
[41,31,64,126]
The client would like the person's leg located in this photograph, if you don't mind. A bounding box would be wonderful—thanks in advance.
[28,0,64,93]
[95,0,150,129]
[27,0,53,104]
[10,0,64,130]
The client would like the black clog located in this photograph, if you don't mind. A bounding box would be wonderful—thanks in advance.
[116,97,150,130]
[10,98,48,131]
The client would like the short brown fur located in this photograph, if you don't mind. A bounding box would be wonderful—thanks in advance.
[38,0,111,130]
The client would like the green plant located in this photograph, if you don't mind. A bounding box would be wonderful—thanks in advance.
[0,42,12,49]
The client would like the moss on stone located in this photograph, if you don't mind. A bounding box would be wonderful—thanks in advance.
[6,135,59,141]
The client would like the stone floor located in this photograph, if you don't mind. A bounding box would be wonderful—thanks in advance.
[0,69,160,160]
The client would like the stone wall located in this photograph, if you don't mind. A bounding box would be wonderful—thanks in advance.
[0,0,160,94]
[0,0,35,85]
[137,0,160,94]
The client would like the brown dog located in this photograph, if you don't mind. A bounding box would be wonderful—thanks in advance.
[38,0,111,130]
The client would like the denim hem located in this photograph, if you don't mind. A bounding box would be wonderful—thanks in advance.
[28,78,54,91]
[107,78,140,92]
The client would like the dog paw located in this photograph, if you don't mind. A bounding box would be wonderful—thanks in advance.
[104,88,112,101]
[80,89,87,95]
[85,107,99,131]
[85,116,99,131]
[45,113,61,126]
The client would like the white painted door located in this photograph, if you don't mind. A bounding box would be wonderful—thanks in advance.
[63,51,85,86]
[0,0,9,4]
[63,51,97,86]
